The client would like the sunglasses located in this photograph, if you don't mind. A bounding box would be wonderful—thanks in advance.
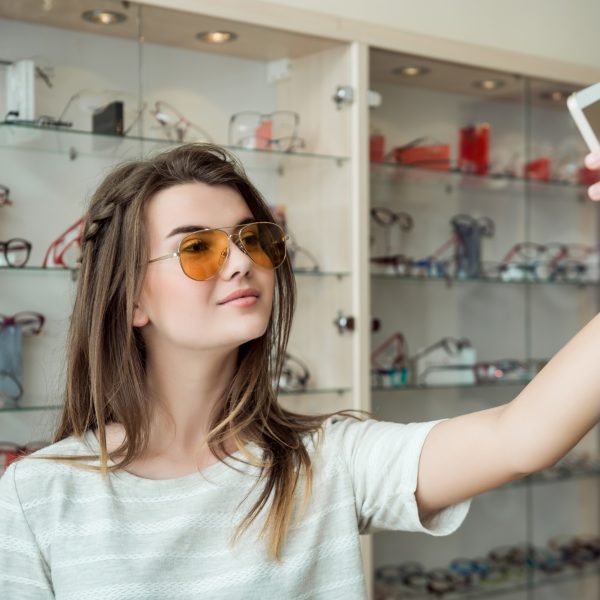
[148,221,289,281]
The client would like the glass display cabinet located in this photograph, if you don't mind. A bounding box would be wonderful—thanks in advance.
[369,47,600,600]
[0,1,360,424]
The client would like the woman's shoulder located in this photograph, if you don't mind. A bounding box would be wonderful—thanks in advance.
[302,414,376,456]
[3,432,99,494]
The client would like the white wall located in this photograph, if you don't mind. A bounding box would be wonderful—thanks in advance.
[260,0,600,70]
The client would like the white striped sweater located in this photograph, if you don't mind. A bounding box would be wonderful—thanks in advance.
[0,416,470,599]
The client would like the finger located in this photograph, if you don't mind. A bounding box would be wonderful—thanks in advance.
[588,182,600,201]
[584,151,600,170]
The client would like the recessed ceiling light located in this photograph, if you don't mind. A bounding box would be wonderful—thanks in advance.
[196,31,238,44]
[393,66,430,77]
[540,90,571,102]
[473,79,505,91]
[81,9,127,25]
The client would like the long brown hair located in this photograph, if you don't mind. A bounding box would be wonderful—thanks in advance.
[30,143,371,561]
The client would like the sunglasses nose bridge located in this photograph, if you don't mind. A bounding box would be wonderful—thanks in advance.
[228,231,248,255]
[215,231,252,274]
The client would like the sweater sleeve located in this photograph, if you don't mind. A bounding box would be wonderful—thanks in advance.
[328,416,471,536]
[0,462,55,598]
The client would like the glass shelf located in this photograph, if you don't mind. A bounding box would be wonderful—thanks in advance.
[294,268,351,278]
[0,266,78,280]
[0,403,62,413]
[0,121,350,167]
[0,387,351,412]
[371,270,600,288]
[370,160,591,195]
[372,379,530,393]
[279,386,351,396]
[512,469,600,489]
[0,266,351,279]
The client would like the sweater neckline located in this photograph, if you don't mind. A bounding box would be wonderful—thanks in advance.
[82,429,261,490]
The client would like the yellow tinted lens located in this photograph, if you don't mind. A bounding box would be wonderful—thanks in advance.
[179,230,228,280]
[240,223,286,269]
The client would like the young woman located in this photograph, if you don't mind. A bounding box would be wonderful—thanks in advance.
[1,143,600,599]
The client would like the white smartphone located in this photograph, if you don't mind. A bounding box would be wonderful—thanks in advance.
[567,82,600,152]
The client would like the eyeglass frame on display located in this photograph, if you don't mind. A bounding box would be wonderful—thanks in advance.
[370,206,414,230]
[42,217,84,270]
[149,100,213,143]
[0,238,32,268]
[0,312,45,336]
[277,352,310,392]
[228,110,305,153]
[482,241,598,283]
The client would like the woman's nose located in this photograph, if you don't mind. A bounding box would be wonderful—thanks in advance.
[220,236,253,278]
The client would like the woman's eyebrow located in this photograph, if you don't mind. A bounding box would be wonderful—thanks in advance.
[166,217,255,238]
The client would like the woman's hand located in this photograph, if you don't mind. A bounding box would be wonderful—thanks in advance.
[585,151,600,200]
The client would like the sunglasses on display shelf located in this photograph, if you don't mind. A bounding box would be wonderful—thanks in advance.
[374,535,600,600]
[489,241,567,282]
[0,238,32,268]
[397,566,470,596]
[370,253,452,279]
[148,221,289,281]
[5,110,72,129]
[371,214,494,280]
[276,353,310,393]
[150,101,213,143]
[448,557,500,585]
[0,312,45,336]
[370,207,414,230]
[284,229,320,273]
[288,242,320,273]
[228,111,305,152]
[0,184,12,207]
[370,207,414,260]
[42,218,84,270]
[370,253,417,276]
[487,543,564,576]
[482,242,598,283]
[556,451,600,476]
[531,451,600,483]
[548,535,600,569]
[548,243,599,283]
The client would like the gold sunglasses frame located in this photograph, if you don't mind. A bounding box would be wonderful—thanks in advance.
[148,221,289,281]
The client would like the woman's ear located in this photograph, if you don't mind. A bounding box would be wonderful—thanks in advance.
[133,302,149,328]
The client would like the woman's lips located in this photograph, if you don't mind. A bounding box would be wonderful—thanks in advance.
[220,296,258,307]
[217,287,260,304]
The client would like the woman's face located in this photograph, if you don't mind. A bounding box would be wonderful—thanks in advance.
[133,182,275,353]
